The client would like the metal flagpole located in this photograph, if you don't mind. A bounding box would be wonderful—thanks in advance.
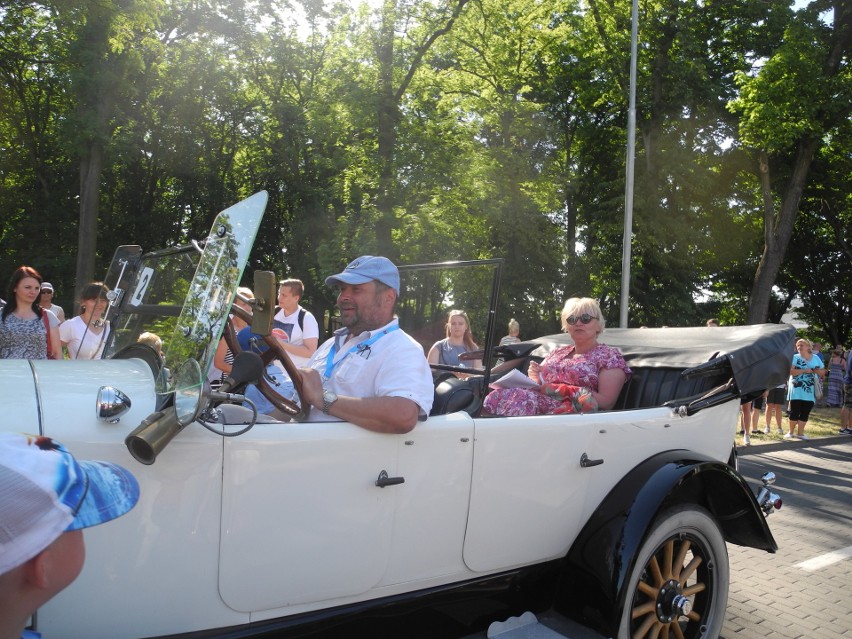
[620,0,639,328]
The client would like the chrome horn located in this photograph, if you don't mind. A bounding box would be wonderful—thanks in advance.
[756,471,782,516]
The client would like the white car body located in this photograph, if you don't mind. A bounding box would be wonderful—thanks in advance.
[9,355,738,638]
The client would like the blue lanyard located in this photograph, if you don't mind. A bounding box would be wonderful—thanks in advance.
[323,324,399,379]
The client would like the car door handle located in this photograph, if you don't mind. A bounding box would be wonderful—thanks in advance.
[375,470,405,487]
[580,453,604,468]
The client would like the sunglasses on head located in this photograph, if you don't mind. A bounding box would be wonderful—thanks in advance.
[567,313,597,325]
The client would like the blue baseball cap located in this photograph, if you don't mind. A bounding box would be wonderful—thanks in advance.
[325,256,400,295]
[0,433,139,574]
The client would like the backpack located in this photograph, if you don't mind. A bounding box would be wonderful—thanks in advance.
[274,307,306,332]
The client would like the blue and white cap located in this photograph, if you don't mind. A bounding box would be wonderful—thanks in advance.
[325,256,400,295]
[0,433,139,574]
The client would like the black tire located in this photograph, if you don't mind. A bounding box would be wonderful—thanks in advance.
[618,505,729,639]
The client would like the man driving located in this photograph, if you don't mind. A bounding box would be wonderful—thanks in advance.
[300,256,433,433]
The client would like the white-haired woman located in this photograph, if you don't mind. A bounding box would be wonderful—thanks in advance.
[499,318,521,346]
[484,298,631,416]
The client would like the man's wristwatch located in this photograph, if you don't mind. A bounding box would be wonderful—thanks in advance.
[322,389,338,415]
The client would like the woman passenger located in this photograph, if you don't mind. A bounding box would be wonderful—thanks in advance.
[484,298,630,416]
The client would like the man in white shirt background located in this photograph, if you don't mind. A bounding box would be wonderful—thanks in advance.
[272,278,319,368]
[240,278,320,414]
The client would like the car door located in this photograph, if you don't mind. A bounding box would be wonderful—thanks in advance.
[379,411,475,586]
[462,413,599,572]
[218,420,399,612]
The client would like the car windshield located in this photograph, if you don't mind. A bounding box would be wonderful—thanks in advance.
[101,192,267,394]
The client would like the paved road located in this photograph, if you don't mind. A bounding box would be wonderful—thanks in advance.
[723,438,852,638]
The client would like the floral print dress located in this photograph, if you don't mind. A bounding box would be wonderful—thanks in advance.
[0,313,50,359]
[484,343,631,416]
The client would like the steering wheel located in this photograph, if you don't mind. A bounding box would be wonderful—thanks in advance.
[225,305,310,420]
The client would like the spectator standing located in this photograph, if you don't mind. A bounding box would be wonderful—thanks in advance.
[826,348,845,408]
[706,318,720,327]
[840,349,852,435]
[812,342,827,407]
[59,283,110,360]
[213,287,253,384]
[740,393,766,445]
[137,331,163,356]
[272,279,319,369]
[232,280,321,414]
[0,266,61,360]
[0,432,139,639]
[764,382,786,434]
[499,318,521,346]
[38,283,65,323]
[785,338,825,440]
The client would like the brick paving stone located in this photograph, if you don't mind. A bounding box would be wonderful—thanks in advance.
[722,440,852,639]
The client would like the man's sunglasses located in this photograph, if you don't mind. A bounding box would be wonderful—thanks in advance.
[567,313,598,325]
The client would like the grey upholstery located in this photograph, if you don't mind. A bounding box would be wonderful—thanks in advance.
[614,367,730,410]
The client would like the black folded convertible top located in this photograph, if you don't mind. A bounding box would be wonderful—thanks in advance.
[501,324,796,398]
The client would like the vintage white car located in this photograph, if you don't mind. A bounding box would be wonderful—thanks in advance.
[3,192,790,639]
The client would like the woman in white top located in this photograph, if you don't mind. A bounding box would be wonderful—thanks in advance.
[60,282,110,360]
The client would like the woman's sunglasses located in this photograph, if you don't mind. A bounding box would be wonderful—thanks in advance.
[567,313,597,325]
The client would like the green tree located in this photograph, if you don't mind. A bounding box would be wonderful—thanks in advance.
[729,1,852,323]
[0,3,77,303]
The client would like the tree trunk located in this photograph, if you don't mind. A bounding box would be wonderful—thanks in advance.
[747,0,851,324]
[746,139,819,324]
[374,0,398,255]
[75,141,104,303]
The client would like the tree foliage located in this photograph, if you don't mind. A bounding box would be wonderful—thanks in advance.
[0,0,849,347]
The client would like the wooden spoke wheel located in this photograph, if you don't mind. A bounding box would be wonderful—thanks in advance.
[620,506,729,639]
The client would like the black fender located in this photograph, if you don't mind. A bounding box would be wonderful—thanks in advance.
[554,449,776,637]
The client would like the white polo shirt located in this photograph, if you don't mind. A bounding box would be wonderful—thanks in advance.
[305,318,434,422]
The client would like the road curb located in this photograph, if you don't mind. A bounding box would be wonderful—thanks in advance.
[736,433,852,456]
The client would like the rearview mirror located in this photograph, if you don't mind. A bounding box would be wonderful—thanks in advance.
[251,270,276,336]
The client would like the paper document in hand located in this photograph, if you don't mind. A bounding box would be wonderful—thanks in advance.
[490,369,538,390]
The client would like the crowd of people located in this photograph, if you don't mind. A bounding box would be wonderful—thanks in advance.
[0,267,109,361]
[738,339,849,444]
[707,318,850,444]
